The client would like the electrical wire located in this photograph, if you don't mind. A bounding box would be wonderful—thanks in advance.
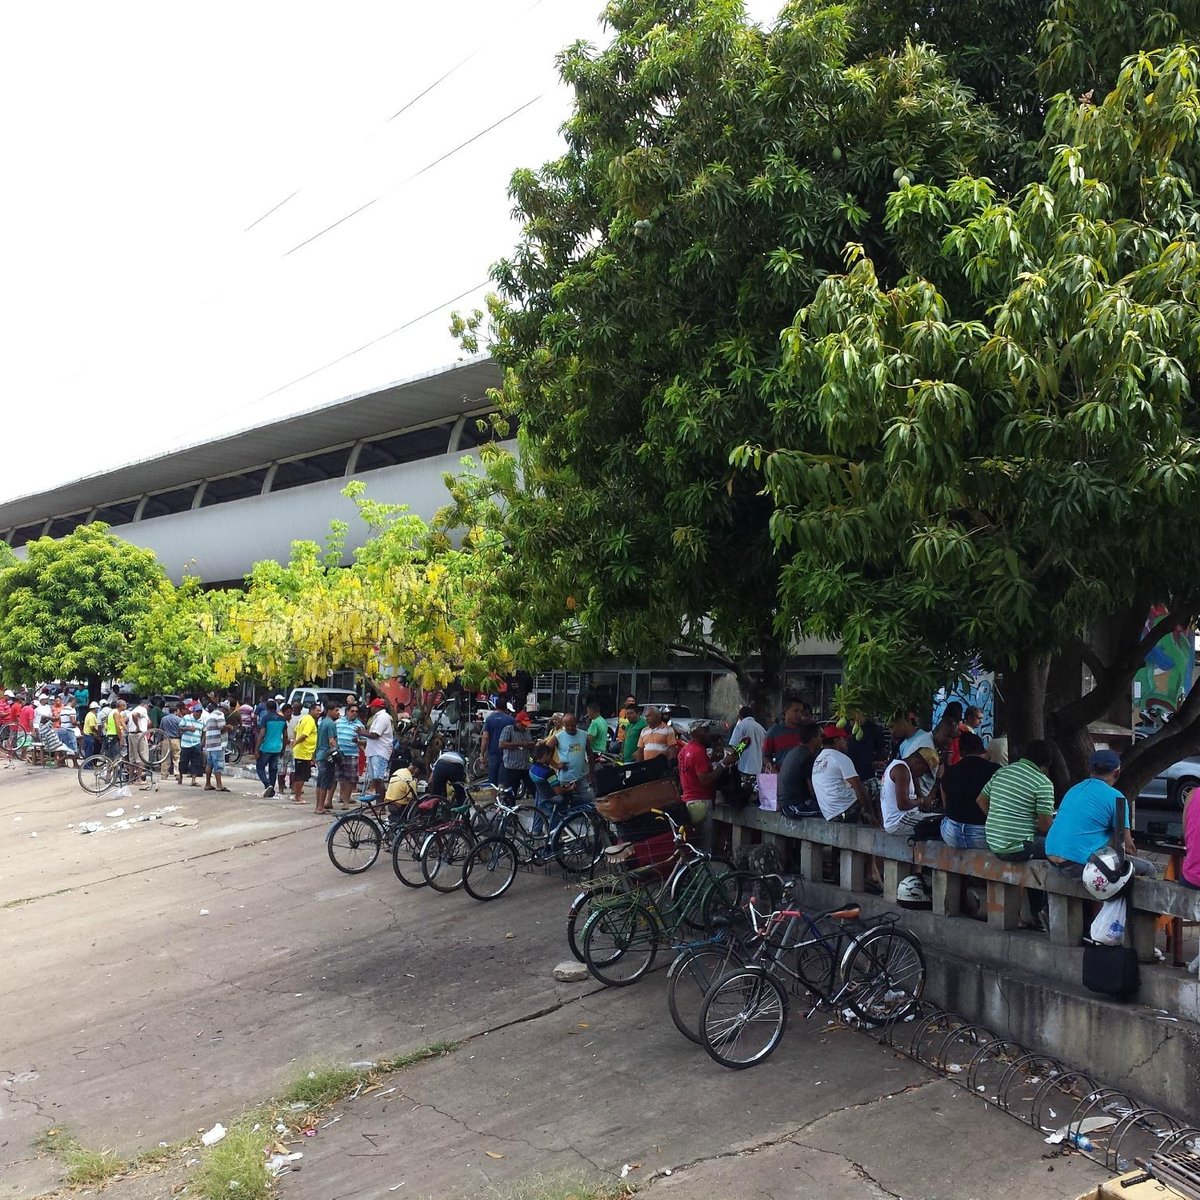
[256,279,490,401]
[282,94,544,257]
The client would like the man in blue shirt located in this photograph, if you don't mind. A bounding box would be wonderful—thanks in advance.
[478,705,515,787]
[554,712,593,801]
[1046,749,1156,877]
[314,702,341,815]
[255,699,289,798]
[334,702,366,809]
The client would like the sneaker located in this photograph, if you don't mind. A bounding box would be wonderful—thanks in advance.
[263,786,275,798]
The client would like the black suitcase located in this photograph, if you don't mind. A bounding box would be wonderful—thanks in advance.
[594,754,670,797]
[1082,940,1140,1000]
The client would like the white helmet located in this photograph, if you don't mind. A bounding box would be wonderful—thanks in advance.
[1082,851,1134,899]
[897,874,932,908]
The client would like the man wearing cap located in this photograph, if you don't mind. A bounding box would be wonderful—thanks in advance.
[811,725,869,823]
[677,722,735,824]
[498,710,535,792]
[880,745,940,835]
[365,699,395,800]
[82,701,100,759]
[1046,750,1157,878]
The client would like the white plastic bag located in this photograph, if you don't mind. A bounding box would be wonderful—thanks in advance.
[756,772,778,811]
[1090,895,1127,946]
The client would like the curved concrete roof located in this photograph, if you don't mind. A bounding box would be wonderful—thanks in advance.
[0,357,501,530]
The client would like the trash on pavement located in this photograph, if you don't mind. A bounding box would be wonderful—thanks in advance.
[199,909,210,916]
[164,816,198,827]
[78,822,104,834]
[201,1122,227,1146]
[266,1152,303,1176]
[106,808,125,818]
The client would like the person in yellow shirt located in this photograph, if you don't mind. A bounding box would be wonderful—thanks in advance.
[82,702,100,758]
[290,699,320,803]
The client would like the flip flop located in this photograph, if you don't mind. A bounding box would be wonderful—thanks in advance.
[217,787,231,792]
[204,785,215,791]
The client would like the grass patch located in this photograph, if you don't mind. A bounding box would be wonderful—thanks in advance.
[191,1042,459,1200]
[35,1128,128,1186]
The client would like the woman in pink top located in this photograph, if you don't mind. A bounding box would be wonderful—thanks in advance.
[1182,786,1200,889]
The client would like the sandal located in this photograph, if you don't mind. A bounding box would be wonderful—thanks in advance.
[217,787,231,792]
[204,785,215,791]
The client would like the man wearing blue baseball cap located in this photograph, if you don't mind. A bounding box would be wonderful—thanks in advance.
[1046,748,1157,877]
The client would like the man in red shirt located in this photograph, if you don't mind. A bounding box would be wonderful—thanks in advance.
[18,697,35,733]
[677,723,735,845]
[762,695,812,771]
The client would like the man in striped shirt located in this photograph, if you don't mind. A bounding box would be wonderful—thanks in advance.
[977,739,1055,925]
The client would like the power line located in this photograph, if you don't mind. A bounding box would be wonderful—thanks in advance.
[257,279,490,401]
[282,94,544,257]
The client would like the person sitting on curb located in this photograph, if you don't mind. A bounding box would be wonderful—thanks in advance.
[940,732,998,849]
[978,739,1055,929]
[1046,748,1157,879]
[880,746,939,836]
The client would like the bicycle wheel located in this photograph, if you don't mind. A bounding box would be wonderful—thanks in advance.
[700,967,789,1069]
[145,730,170,766]
[224,739,242,766]
[421,827,475,892]
[673,855,736,929]
[667,942,746,1044]
[839,925,926,1026]
[581,901,659,986]
[566,882,621,962]
[462,836,518,901]
[78,753,116,795]
[552,811,601,875]
[326,813,382,874]
[391,824,430,888]
[498,806,541,864]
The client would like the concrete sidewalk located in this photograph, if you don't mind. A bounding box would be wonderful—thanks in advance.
[0,765,1105,1199]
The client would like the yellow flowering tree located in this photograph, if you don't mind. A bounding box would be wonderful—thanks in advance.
[218,482,511,691]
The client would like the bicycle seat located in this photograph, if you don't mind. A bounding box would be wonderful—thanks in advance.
[416,797,441,813]
[827,905,862,921]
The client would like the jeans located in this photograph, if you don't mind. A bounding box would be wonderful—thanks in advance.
[256,752,280,790]
[105,735,122,757]
[1052,855,1158,880]
[58,728,79,754]
[82,734,96,759]
[941,818,988,849]
[487,754,504,787]
[499,764,528,795]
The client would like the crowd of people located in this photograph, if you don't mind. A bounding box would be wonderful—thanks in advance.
[722,694,1200,917]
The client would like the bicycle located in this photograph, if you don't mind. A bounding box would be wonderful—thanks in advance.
[461,788,606,901]
[77,747,164,797]
[697,875,926,1069]
[578,810,742,987]
[418,801,485,892]
[326,791,412,874]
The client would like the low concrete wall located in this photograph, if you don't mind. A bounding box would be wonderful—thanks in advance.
[712,805,1200,1123]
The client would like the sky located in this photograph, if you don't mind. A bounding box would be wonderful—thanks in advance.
[0,0,779,506]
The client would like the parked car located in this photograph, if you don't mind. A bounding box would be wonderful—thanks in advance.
[286,686,356,712]
[1135,756,1200,843]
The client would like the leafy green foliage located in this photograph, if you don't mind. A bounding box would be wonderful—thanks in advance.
[0,525,166,685]
[469,0,1003,700]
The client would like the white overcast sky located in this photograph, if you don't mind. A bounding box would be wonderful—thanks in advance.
[0,0,779,506]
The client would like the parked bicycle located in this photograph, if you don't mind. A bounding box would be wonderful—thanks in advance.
[460,787,607,901]
[696,875,926,1069]
[577,810,741,987]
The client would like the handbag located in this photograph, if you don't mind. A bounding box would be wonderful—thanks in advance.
[1082,940,1140,999]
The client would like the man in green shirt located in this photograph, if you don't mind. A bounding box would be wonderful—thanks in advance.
[585,699,609,758]
[621,703,647,762]
[978,739,1055,926]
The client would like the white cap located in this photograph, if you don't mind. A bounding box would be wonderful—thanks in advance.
[3,690,12,698]
[274,694,285,701]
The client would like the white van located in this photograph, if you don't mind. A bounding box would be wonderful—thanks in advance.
[286,686,355,712]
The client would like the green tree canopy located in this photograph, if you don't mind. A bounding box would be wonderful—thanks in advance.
[467,0,1004,707]
[0,525,167,688]
[746,35,1200,792]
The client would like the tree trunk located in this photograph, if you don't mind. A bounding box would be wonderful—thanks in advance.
[1003,650,1050,752]
[747,632,785,722]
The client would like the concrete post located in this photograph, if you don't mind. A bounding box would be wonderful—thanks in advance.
[1047,892,1085,947]
[799,839,822,885]
[840,848,866,892]
[932,870,962,918]
[986,879,1021,930]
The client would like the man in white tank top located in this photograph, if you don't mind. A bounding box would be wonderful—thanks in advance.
[880,747,938,834]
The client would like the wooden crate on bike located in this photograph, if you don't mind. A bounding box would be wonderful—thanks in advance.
[594,777,679,823]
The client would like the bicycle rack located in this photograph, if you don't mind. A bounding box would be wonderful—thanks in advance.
[866,998,1193,1178]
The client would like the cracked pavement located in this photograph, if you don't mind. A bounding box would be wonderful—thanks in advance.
[1,766,1105,1199]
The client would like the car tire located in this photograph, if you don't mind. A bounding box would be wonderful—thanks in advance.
[1174,776,1200,808]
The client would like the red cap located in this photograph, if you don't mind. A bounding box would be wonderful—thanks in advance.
[515,711,531,725]
[369,698,386,709]
[822,724,849,740]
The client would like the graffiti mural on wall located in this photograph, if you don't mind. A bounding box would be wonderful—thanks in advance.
[1134,606,1195,727]
[933,660,996,745]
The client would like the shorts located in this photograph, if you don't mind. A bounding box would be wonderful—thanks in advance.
[292,758,313,783]
[366,755,390,782]
[127,731,149,764]
[335,756,359,784]
[205,749,224,773]
[180,745,202,775]
[316,759,336,790]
